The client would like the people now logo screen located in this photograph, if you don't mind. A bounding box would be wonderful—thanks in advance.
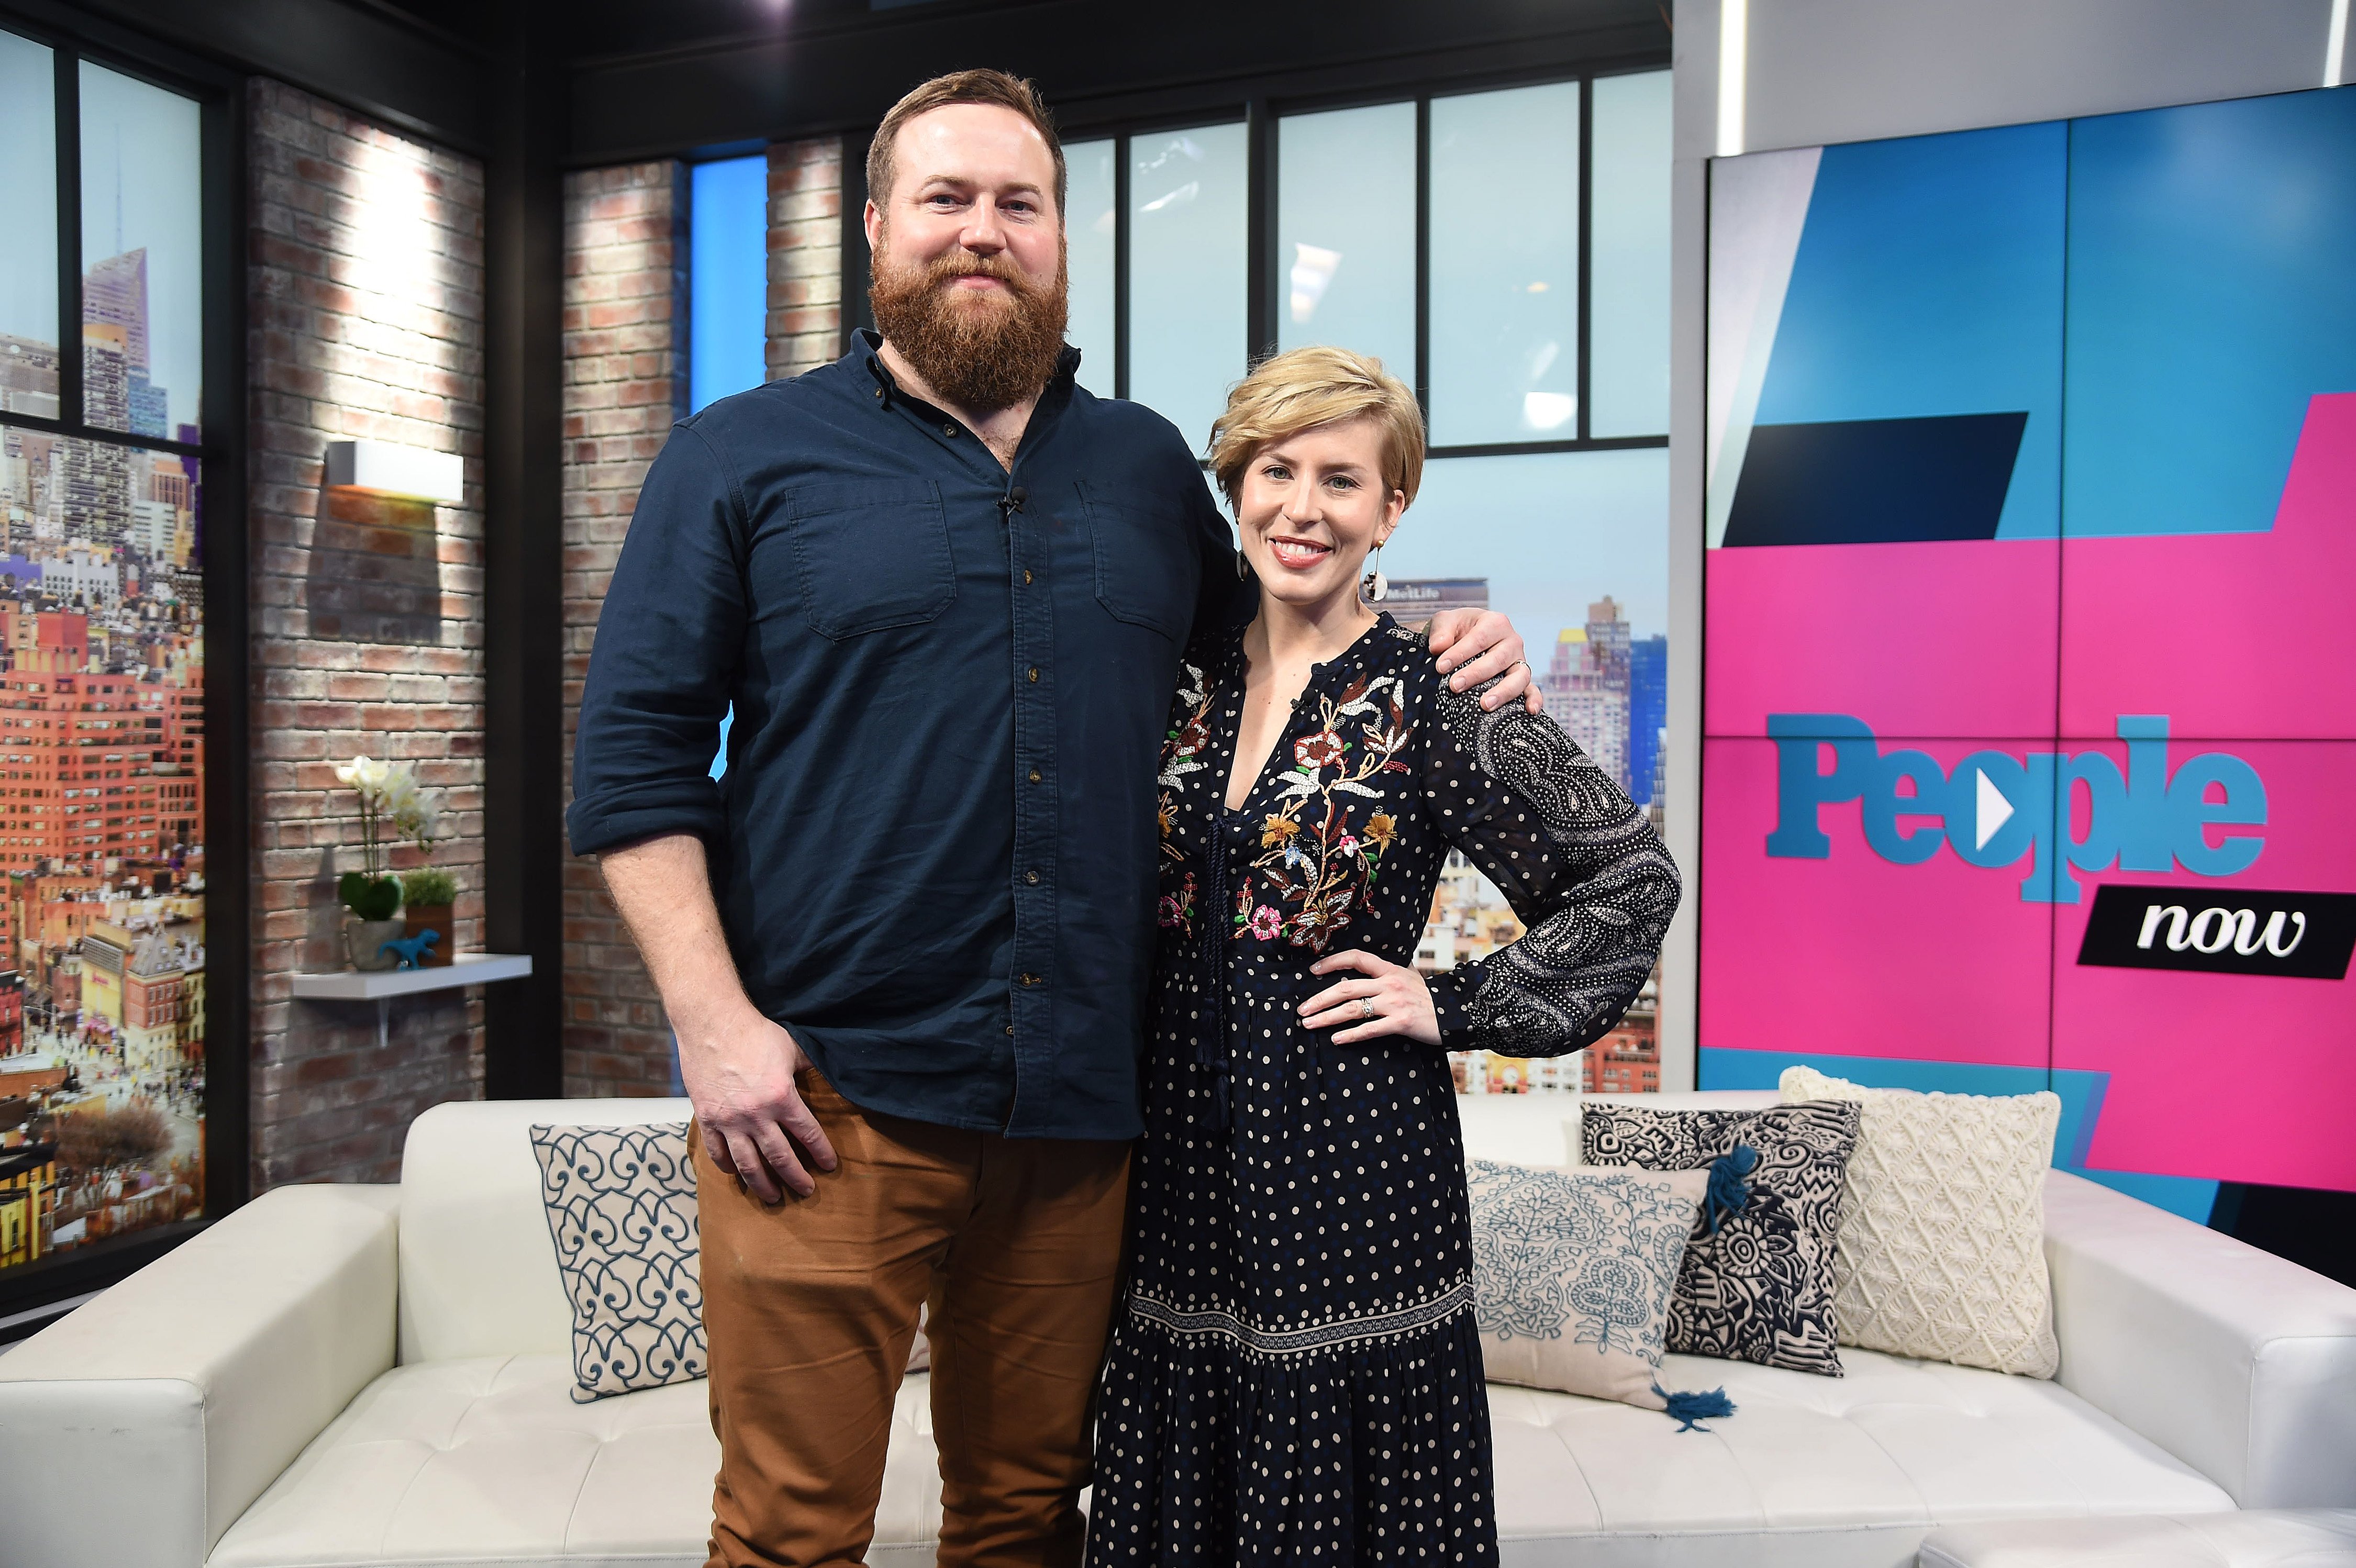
[1698,86,2356,1204]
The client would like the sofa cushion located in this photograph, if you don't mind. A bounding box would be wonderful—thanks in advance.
[1582,1099,1862,1377]
[1781,1066,2061,1378]
[1916,1509,2356,1568]
[1486,1347,2233,1568]
[1466,1160,1710,1411]
[206,1354,943,1568]
[529,1121,706,1402]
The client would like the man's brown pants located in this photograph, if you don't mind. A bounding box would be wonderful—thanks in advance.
[693,1075,1130,1568]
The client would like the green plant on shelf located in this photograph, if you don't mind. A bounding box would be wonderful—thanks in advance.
[401,866,459,908]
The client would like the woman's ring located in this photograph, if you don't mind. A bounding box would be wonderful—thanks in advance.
[1359,997,1377,1021]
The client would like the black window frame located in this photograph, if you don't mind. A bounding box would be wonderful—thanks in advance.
[839,60,1673,462]
[0,2,248,1325]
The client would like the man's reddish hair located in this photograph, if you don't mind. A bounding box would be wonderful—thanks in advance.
[868,69,1066,219]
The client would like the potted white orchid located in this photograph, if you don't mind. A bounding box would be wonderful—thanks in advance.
[335,755,448,971]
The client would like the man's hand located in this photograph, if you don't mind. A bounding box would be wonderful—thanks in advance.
[597,832,838,1204]
[1427,607,1544,714]
[677,1005,837,1204]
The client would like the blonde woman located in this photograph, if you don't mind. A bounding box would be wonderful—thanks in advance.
[1086,347,1681,1565]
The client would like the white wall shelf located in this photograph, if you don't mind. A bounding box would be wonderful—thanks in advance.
[291,954,534,1048]
[291,952,532,1000]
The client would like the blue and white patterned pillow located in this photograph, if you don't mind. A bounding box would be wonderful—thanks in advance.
[1465,1159,1709,1410]
[529,1122,704,1403]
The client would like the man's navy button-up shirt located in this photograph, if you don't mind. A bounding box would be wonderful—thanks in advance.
[566,333,1236,1140]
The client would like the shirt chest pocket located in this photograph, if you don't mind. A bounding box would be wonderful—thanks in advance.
[1081,481,1197,642]
[785,479,956,639]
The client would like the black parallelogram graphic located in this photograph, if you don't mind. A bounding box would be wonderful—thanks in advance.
[1724,412,2029,547]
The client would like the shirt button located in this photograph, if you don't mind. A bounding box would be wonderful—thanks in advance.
[1023,568,1034,585]
[1026,870,1040,884]
[1028,768,1042,783]
[942,422,959,437]
[1027,666,1039,682]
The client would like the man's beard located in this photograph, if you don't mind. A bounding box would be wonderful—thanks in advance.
[869,241,1069,414]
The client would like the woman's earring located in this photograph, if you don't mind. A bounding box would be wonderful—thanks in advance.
[1361,544,1388,604]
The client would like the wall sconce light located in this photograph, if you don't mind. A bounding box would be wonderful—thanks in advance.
[323,440,465,506]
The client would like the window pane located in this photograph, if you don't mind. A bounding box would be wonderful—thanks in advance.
[0,428,207,1267]
[1,30,59,419]
[80,62,204,440]
[1590,71,1672,437]
[690,154,768,412]
[1379,447,1669,799]
[1128,122,1246,456]
[1064,138,1116,398]
[1276,102,1416,381]
[1398,448,1669,1098]
[1429,83,1581,447]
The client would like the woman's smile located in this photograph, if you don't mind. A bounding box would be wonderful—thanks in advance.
[1265,533,1334,570]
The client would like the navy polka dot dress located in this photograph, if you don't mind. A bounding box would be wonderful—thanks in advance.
[1087,614,1682,1566]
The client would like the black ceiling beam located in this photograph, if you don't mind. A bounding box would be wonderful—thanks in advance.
[565,0,1670,166]
[55,0,493,152]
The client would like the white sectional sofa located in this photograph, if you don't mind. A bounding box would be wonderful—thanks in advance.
[1,1091,2351,1568]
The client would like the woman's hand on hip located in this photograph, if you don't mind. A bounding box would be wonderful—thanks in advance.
[1299,949,1441,1047]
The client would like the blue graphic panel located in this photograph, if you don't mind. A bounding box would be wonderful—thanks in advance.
[691,155,770,414]
[1753,123,2065,540]
[2064,86,2356,538]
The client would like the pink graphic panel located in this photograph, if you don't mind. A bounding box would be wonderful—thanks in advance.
[2062,394,2356,740]
[1706,538,2058,739]
[1700,737,2054,1069]
[2052,736,2356,1193]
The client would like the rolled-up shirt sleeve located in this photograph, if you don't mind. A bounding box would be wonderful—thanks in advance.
[565,422,746,858]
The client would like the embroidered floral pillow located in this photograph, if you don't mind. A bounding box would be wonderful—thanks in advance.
[1581,1101,1861,1377]
[530,1123,705,1402]
[1465,1160,1710,1409]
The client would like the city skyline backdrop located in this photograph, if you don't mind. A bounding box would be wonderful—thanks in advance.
[0,54,211,1272]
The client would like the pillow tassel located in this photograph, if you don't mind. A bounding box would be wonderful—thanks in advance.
[1703,1144,1759,1233]
[1652,1382,1736,1432]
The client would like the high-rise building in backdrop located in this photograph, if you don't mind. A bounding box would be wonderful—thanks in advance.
[82,250,151,380]
[1629,633,1666,807]
[1543,597,1633,792]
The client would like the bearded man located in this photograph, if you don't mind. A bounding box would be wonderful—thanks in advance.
[568,70,1536,1568]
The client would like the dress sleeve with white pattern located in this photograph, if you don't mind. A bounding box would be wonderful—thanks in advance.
[1416,646,1682,1059]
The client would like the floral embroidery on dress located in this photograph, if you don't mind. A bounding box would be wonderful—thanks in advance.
[1157,661,1213,791]
[1158,872,1197,936]
[1153,661,1217,940]
[1246,673,1416,953]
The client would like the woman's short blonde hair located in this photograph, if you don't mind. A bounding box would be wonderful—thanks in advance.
[1208,346,1426,511]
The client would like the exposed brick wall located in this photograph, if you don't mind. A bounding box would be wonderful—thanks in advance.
[559,162,688,1098]
[558,142,843,1099]
[767,137,846,380]
[246,79,487,1187]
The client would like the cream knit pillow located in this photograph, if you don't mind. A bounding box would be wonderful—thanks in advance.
[1779,1066,2061,1377]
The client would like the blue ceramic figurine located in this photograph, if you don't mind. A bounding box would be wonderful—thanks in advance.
[379,929,441,970]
